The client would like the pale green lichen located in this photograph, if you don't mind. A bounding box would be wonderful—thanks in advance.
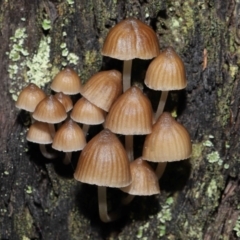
[202,140,214,147]
[157,197,174,237]
[42,19,51,31]
[233,215,240,237]
[8,27,54,100]
[25,186,32,194]
[136,222,149,239]
[206,151,223,165]
[67,0,74,5]
[207,179,218,198]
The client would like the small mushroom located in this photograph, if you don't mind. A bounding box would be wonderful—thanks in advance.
[51,67,82,95]
[142,112,192,178]
[102,18,160,92]
[70,97,106,136]
[27,121,57,159]
[105,86,153,161]
[32,95,67,137]
[52,119,86,164]
[74,129,131,222]
[144,47,187,120]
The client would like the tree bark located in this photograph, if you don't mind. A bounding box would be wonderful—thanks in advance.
[1,0,240,239]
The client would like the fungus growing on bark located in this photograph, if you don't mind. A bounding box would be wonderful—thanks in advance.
[52,119,86,164]
[70,97,106,136]
[102,18,160,92]
[32,95,67,137]
[27,121,57,159]
[105,86,153,161]
[80,70,122,112]
[51,67,82,95]
[144,47,187,120]
[74,129,131,222]
[142,112,192,178]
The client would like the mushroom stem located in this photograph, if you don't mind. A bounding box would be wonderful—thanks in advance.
[63,152,72,165]
[123,60,132,92]
[39,144,57,159]
[82,124,90,136]
[48,124,56,138]
[125,135,134,162]
[98,186,121,223]
[156,162,167,179]
[155,91,169,120]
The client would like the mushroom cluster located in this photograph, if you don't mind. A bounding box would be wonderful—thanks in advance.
[15,18,192,223]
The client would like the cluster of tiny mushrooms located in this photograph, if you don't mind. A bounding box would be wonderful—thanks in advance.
[15,18,192,223]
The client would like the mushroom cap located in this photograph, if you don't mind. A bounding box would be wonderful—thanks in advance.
[102,18,160,60]
[142,112,192,162]
[121,158,160,196]
[74,129,131,188]
[54,92,73,112]
[144,47,187,91]
[15,83,46,112]
[52,119,86,152]
[70,97,106,125]
[50,67,82,95]
[32,95,67,124]
[81,70,122,112]
[105,86,153,135]
[26,121,52,144]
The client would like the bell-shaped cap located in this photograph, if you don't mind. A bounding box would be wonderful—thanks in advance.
[32,95,67,124]
[142,112,192,162]
[51,67,82,95]
[145,47,187,91]
[121,158,160,195]
[54,92,73,112]
[52,119,86,152]
[26,121,52,144]
[105,86,153,135]
[81,70,122,112]
[102,18,160,60]
[70,97,106,125]
[15,83,46,112]
[74,129,131,188]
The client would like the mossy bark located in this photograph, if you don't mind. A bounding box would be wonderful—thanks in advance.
[0,0,240,239]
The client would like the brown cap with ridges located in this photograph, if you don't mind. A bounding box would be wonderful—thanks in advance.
[51,67,82,95]
[74,129,131,187]
[15,83,46,112]
[81,70,122,112]
[102,18,160,60]
[32,95,67,124]
[54,92,73,112]
[70,97,106,125]
[26,121,52,144]
[145,47,187,91]
[105,86,153,135]
[52,119,86,152]
[121,158,160,195]
[142,112,192,162]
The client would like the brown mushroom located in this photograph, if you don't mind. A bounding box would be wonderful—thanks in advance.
[102,18,160,92]
[74,129,131,222]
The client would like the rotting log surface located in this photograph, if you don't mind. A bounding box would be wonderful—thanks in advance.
[0,0,240,239]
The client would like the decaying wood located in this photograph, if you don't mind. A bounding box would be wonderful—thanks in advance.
[0,0,240,239]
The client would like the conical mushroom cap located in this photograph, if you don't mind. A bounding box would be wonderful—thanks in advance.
[52,119,86,152]
[145,47,187,91]
[27,121,52,144]
[121,158,160,195]
[81,70,122,112]
[15,83,46,112]
[102,18,160,60]
[142,112,192,162]
[51,67,82,95]
[54,92,73,112]
[70,97,106,125]
[32,95,67,124]
[74,129,131,188]
[105,86,153,135]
